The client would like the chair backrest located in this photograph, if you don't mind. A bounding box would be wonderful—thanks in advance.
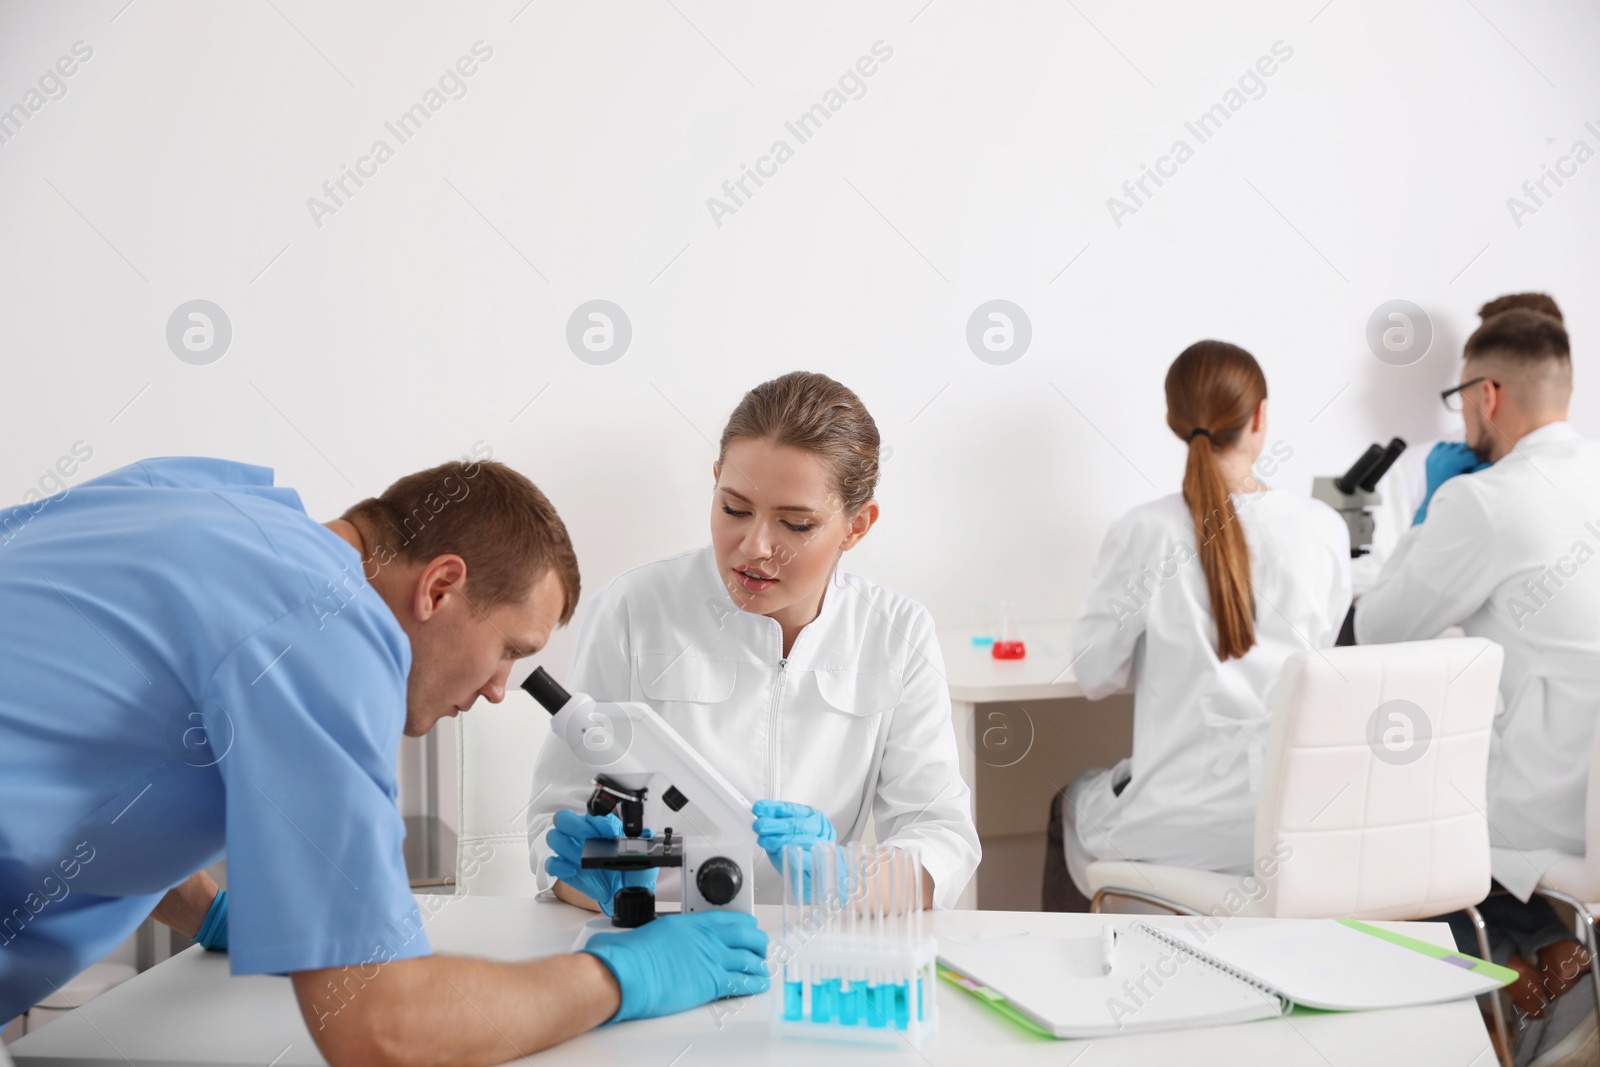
[1253,638,1503,920]
[455,690,551,896]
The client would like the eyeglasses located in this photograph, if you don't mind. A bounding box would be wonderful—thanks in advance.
[1440,376,1499,412]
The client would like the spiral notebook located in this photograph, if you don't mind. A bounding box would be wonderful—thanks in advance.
[937,919,1516,1039]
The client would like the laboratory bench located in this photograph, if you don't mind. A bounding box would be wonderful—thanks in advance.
[7,894,1493,1066]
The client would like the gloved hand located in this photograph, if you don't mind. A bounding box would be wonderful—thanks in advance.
[752,799,836,875]
[583,911,769,1023]
[544,809,657,917]
[196,888,228,952]
[1413,441,1491,525]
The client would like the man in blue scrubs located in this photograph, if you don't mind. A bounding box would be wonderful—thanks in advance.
[0,456,767,1065]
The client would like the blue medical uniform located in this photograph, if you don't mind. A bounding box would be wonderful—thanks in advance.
[0,458,428,1021]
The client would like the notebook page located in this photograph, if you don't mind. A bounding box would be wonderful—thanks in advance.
[1166,919,1505,1011]
[938,930,1283,1038]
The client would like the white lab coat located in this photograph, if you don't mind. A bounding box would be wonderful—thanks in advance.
[1355,422,1600,900]
[526,546,981,909]
[1067,490,1351,879]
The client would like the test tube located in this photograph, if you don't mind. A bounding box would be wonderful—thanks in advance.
[896,844,908,1030]
[889,847,908,1030]
[860,844,877,1028]
[834,842,850,1024]
[781,843,804,1021]
[812,843,838,1024]
[915,844,928,1023]
[867,845,884,1028]
[845,845,866,1026]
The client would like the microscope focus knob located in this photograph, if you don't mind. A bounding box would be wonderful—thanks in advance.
[696,856,742,906]
[611,886,656,928]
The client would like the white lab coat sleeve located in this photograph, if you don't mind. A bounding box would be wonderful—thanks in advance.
[872,606,981,910]
[1354,478,1498,644]
[1071,513,1149,699]
[526,578,634,893]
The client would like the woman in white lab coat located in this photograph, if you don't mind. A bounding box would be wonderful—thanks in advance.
[527,371,980,910]
[1054,340,1351,900]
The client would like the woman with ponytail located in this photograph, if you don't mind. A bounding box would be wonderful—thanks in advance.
[1048,341,1351,905]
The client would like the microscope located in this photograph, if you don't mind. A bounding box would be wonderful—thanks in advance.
[521,666,758,928]
[1311,437,1408,559]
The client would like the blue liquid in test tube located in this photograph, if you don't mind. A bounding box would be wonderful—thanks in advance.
[839,980,860,1026]
[784,980,803,1021]
[810,979,833,1023]
[868,983,891,1028]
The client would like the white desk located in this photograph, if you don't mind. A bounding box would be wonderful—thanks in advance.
[938,622,1090,705]
[8,896,1492,1066]
[937,623,1128,909]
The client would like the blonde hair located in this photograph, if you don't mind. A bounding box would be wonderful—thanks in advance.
[717,372,880,515]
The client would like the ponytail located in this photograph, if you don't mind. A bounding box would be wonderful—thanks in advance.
[1183,430,1256,659]
[1165,341,1266,661]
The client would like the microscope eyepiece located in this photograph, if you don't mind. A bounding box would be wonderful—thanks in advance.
[1335,444,1386,496]
[521,666,572,715]
[1357,437,1408,493]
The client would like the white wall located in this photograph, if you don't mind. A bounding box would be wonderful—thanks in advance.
[4,1,1598,824]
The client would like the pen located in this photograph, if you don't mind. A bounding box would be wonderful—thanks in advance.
[1101,926,1116,975]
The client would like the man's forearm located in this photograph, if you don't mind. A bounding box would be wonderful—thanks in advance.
[294,951,620,1067]
[149,871,219,938]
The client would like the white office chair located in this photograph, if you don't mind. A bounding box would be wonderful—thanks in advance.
[20,962,137,1036]
[1524,722,1600,1024]
[1086,638,1509,1063]
[455,688,551,896]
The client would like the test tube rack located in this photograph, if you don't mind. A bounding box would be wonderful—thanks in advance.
[774,841,938,1047]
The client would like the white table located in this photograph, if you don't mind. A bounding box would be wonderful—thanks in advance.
[937,620,1092,817]
[8,896,1493,1066]
[937,623,1127,909]
[938,622,1091,706]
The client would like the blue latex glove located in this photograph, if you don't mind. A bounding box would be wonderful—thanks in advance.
[1413,441,1491,525]
[196,888,228,951]
[752,799,836,875]
[544,809,657,917]
[584,911,769,1023]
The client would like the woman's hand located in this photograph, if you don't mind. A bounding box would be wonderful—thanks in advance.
[751,799,837,873]
[545,809,657,917]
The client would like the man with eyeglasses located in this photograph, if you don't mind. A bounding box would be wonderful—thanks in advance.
[1365,294,1565,579]
[1356,308,1600,1054]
